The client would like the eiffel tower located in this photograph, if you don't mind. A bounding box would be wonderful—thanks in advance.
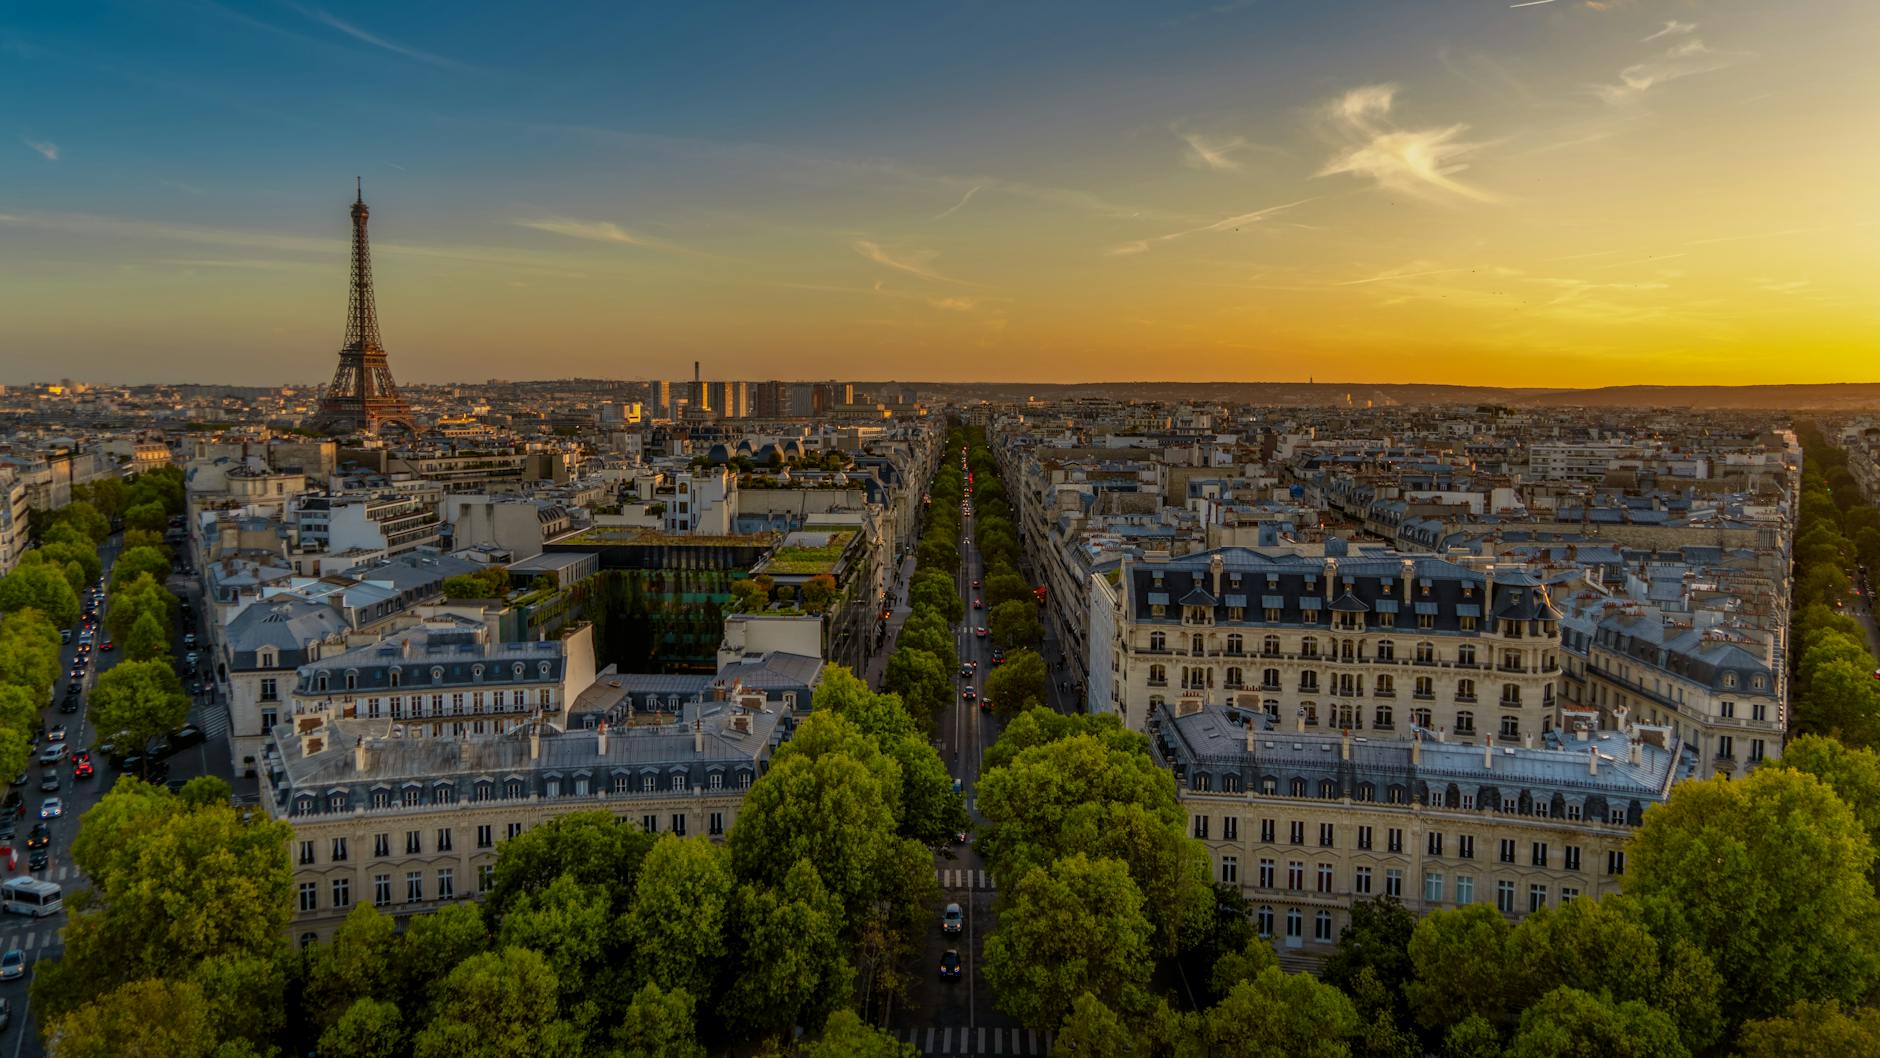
[313,180,415,435]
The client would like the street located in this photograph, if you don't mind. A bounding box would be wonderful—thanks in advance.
[1,536,239,1058]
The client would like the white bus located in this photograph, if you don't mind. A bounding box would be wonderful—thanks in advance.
[1,878,61,917]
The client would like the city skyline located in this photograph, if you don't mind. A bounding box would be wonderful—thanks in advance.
[4,1,1877,386]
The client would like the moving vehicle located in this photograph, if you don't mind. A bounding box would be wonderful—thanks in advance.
[0,950,20,980]
[36,772,56,794]
[942,902,963,934]
[973,598,983,610]
[971,579,980,588]
[23,826,48,851]
[990,648,1005,665]
[962,687,977,702]
[35,744,65,766]
[939,949,962,980]
[27,849,46,872]
[72,757,93,781]
[45,726,64,743]
[1,878,61,917]
[38,799,62,820]
[975,626,988,638]
[100,640,114,652]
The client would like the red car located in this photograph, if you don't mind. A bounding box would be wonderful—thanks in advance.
[72,758,93,780]
[100,640,115,652]
[975,626,988,638]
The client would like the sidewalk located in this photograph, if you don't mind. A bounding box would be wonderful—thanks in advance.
[863,554,920,688]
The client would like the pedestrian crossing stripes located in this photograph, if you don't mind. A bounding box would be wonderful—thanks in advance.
[188,701,230,739]
[935,868,996,892]
[0,926,60,953]
[894,1027,1052,1056]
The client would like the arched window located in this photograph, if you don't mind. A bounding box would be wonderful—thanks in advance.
[1456,710,1475,734]
[1262,668,1280,689]
[430,666,445,684]
[1301,638,1320,659]
[390,669,400,688]
[1457,678,1475,701]
[1286,909,1303,938]
[1501,683,1521,705]
[1315,910,1334,942]
[1411,707,1431,727]
[1376,639,1394,661]
[1257,907,1275,937]
[1375,674,1394,696]
[1374,704,1394,729]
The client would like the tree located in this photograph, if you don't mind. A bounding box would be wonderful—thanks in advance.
[1766,734,1880,878]
[38,537,102,591]
[412,947,584,1058]
[1055,993,1141,1058]
[881,647,950,729]
[123,500,169,533]
[47,978,222,1058]
[306,905,401,1027]
[984,854,1154,1029]
[623,836,734,1000]
[106,573,177,644]
[191,951,286,1055]
[1405,905,1517,1034]
[1796,657,1880,746]
[805,1009,918,1058]
[484,810,654,919]
[1735,999,1880,1058]
[124,607,169,661]
[1503,986,1687,1058]
[321,998,406,1058]
[0,607,62,699]
[395,902,489,1015]
[989,599,1043,650]
[1625,767,1880,1022]
[729,578,769,611]
[1324,897,1417,1022]
[986,648,1046,715]
[0,686,37,787]
[721,861,855,1042]
[122,527,168,553]
[984,571,1033,610]
[1443,1016,1504,1058]
[110,545,172,592]
[612,982,706,1058]
[1208,968,1361,1058]
[495,873,615,1018]
[802,573,838,611]
[1209,934,1278,998]
[0,561,79,627]
[89,660,190,766]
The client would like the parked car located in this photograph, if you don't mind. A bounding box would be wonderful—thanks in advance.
[59,629,71,644]
[168,725,206,751]
[183,633,197,647]
[942,902,963,934]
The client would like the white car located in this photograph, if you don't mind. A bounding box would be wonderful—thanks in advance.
[35,744,66,765]
[38,798,62,820]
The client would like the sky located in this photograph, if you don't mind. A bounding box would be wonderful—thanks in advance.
[2,0,1877,387]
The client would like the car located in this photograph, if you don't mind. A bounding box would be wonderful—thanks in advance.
[942,902,964,934]
[45,726,64,743]
[27,848,47,872]
[962,687,977,702]
[990,648,1005,665]
[980,697,993,713]
[184,632,197,647]
[971,579,981,588]
[36,772,57,794]
[169,725,206,751]
[959,664,974,678]
[100,640,114,652]
[0,950,21,981]
[975,626,988,638]
[57,699,78,715]
[939,949,962,980]
[59,629,71,644]
[973,598,983,610]
[35,744,65,766]
[77,630,92,643]
[951,777,963,794]
[71,758,93,780]
[184,652,201,665]
[25,824,48,850]
[39,799,62,820]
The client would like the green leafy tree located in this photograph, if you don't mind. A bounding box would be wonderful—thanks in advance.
[881,647,950,729]
[191,951,287,1055]
[1208,967,1362,1058]
[35,780,292,1021]
[1443,1016,1504,1058]
[988,599,1043,650]
[984,571,1033,609]
[721,861,855,1042]
[1324,896,1417,1022]
[110,545,173,592]
[1054,993,1141,1058]
[495,873,614,1017]
[1625,767,1880,1022]
[484,810,654,919]
[106,573,177,644]
[813,667,967,843]
[802,573,839,611]
[90,660,190,767]
[805,1009,918,1058]
[0,686,35,791]
[1734,999,1880,1058]
[123,500,169,533]
[1209,934,1279,998]
[986,648,1046,715]
[412,947,584,1058]
[320,998,406,1058]
[47,978,222,1058]
[125,609,170,661]
[306,905,401,1027]
[1797,657,1880,746]
[38,538,102,592]
[984,854,1154,1029]
[55,499,112,543]
[624,836,734,999]
[1405,905,1517,1035]
[612,982,707,1058]
[1766,734,1880,878]
[121,527,168,553]
[396,902,489,1015]
[0,561,79,627]
[1503,986,1687,1058]
[729,578,769,611]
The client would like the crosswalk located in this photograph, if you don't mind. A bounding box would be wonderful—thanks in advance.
[892,1027,1053,1056]
[0,924,62,952]
[187,700,229,739]
[936,868,996,892]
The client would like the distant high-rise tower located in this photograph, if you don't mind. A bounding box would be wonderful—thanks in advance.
[314,180,414,436]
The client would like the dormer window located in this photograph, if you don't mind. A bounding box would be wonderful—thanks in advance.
[344,670,358,691]
[316,673,328,692]
[258,647,277,668]
[1722,673,1737,689]
[430,666,445,684]
[538,661,552,677]
[472,664,484,680]
[513,662,525,679]
[390,669,400,688]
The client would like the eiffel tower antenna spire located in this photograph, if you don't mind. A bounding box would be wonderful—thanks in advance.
[314,181,414,435]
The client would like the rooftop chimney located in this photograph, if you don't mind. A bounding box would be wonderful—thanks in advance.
[1340,728,1351,761]
[529,721,541,762]
[1411,729,1422,766]
[1629,739,1643,766]
[694,716,705,754]
[596,720,608,756]
[1295,708,1305,734]
[1588,745,1599,776]
[354,736,369,773]
[1400,559,1414,603]
[1245,721,1255,753]
[1482,733,1494,769]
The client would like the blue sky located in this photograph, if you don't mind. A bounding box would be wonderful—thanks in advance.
[3,1,1875,386]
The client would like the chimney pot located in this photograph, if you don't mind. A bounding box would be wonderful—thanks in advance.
[1588,745,1599,775]
[1483,733,1494,769]
[354,736,368,773]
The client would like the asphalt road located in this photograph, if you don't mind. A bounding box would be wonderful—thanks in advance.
[3,538,237,1058]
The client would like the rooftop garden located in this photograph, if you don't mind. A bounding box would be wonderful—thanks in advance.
[761,530,857,576]
[560,526,780,548]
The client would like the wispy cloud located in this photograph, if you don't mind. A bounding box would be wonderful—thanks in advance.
[1593,38,1743,105]
[928,296,982,312]
[1642,20,1696,42]
[853,240,970,284]
[286,3,470,71]
[1104,198,1317,257]
[23,139,58,161]
[1178,130,1247,172]
[932,183,985,221]
[1508,0,1557,8]
[1316,85,1496,203]
[513,217,695,255]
